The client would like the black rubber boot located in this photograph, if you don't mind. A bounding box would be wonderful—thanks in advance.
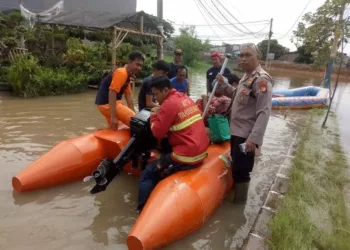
[233,182,250,204]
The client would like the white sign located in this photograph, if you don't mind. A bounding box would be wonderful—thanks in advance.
[267,53,275,60]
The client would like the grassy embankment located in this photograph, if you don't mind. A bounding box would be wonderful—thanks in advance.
[269,109,350,250]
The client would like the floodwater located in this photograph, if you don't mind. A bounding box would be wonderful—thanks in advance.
[0,69,349,250]
[332,82,350,160]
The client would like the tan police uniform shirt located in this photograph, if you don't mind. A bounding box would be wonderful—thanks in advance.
[216,65,272,146]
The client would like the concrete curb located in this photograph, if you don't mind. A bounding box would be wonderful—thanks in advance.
[242,132,298,250]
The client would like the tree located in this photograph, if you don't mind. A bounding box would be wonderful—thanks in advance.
[0,11,26,50]
[292,0,350,67]
[257,39,289,60]
[0,10,176,56]
[175,26,210,66]
[294,45,314,64]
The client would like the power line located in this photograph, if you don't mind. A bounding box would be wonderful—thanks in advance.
[192,0,224,42]
[172,19,270,27]
[187,22,269,42]
[197,34,265,40]
[197,32,268,37]
[212,0,257,35]
[219,0,249,22]
[209,0,251,34]
[254,22,271,34]
[276,0,312,39]
[179,1,269,44]
[198,35,266,41]
[204,0,241,33]
[195,0,245,35]
[188,0,269,39]
[201,0,247,35]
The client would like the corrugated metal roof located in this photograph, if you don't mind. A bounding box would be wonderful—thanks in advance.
[37,10,158,31]
[0,0,137,15]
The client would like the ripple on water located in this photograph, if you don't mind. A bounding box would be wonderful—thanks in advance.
[4,125,22,130]
[1,73,335,250]
[0,143,50,152]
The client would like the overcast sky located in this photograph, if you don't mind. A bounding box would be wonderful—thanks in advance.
[137,0,350,54]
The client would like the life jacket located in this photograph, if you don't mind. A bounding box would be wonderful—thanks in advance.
[95,68,131,105]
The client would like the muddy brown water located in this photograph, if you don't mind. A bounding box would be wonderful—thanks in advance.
[0,70,349,250]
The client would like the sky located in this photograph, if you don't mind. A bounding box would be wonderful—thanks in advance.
[136,0,350,55]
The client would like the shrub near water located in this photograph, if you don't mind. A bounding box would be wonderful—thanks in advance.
[6,55,42,97]
[6,55,89,97]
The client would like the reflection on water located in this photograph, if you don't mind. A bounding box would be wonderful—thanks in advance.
[0,69,349,250]
[332,83,350,161]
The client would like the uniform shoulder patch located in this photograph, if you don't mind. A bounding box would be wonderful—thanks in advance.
[259,80,268,93]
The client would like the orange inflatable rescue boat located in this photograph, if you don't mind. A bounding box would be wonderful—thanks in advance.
[12,109,233,250]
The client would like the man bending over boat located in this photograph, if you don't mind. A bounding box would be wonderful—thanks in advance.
[95,51,144,129]
[138,60,169,111]
[137,76,210,213]
[216,43,273,203]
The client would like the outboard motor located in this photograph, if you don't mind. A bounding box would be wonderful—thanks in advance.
[85,109,157,194]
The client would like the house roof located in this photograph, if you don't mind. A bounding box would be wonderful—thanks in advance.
[36,10,160,32]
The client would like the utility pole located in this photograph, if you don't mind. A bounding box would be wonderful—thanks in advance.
[265,18,273,68]
[322,17,347,128]
[324,2,346,89]
[157,0,164,60]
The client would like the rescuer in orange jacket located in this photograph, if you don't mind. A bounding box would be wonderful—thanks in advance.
[137,76,210,212]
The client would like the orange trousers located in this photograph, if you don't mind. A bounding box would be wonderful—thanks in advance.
[97,101,135,127]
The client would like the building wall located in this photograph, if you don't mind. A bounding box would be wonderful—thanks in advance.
[210,44,241,54]
[0,0,136,15]
[210,46,225,54]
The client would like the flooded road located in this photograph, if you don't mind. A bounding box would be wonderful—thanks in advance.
[0,70,349,250]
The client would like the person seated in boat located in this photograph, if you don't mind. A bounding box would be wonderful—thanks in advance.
[170,66,190,95]
[206,52,231,95]
[196,74,240,124]
[95,51,144,129]
[137,76,210,213]
[138,60,169,111]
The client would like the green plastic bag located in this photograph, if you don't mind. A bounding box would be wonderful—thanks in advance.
[207,114,230,143]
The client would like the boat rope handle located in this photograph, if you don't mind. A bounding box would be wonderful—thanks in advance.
[218,168,228,179]
[218,154,231,179]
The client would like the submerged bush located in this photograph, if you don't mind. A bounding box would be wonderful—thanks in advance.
[6,55,41,97]
[6,55,89,98]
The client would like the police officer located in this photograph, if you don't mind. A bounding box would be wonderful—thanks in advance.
[216,43,273,203]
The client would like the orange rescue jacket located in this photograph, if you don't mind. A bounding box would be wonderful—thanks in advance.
[150,89,209,165]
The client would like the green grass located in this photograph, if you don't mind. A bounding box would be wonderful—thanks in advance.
[268,110,350,250]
